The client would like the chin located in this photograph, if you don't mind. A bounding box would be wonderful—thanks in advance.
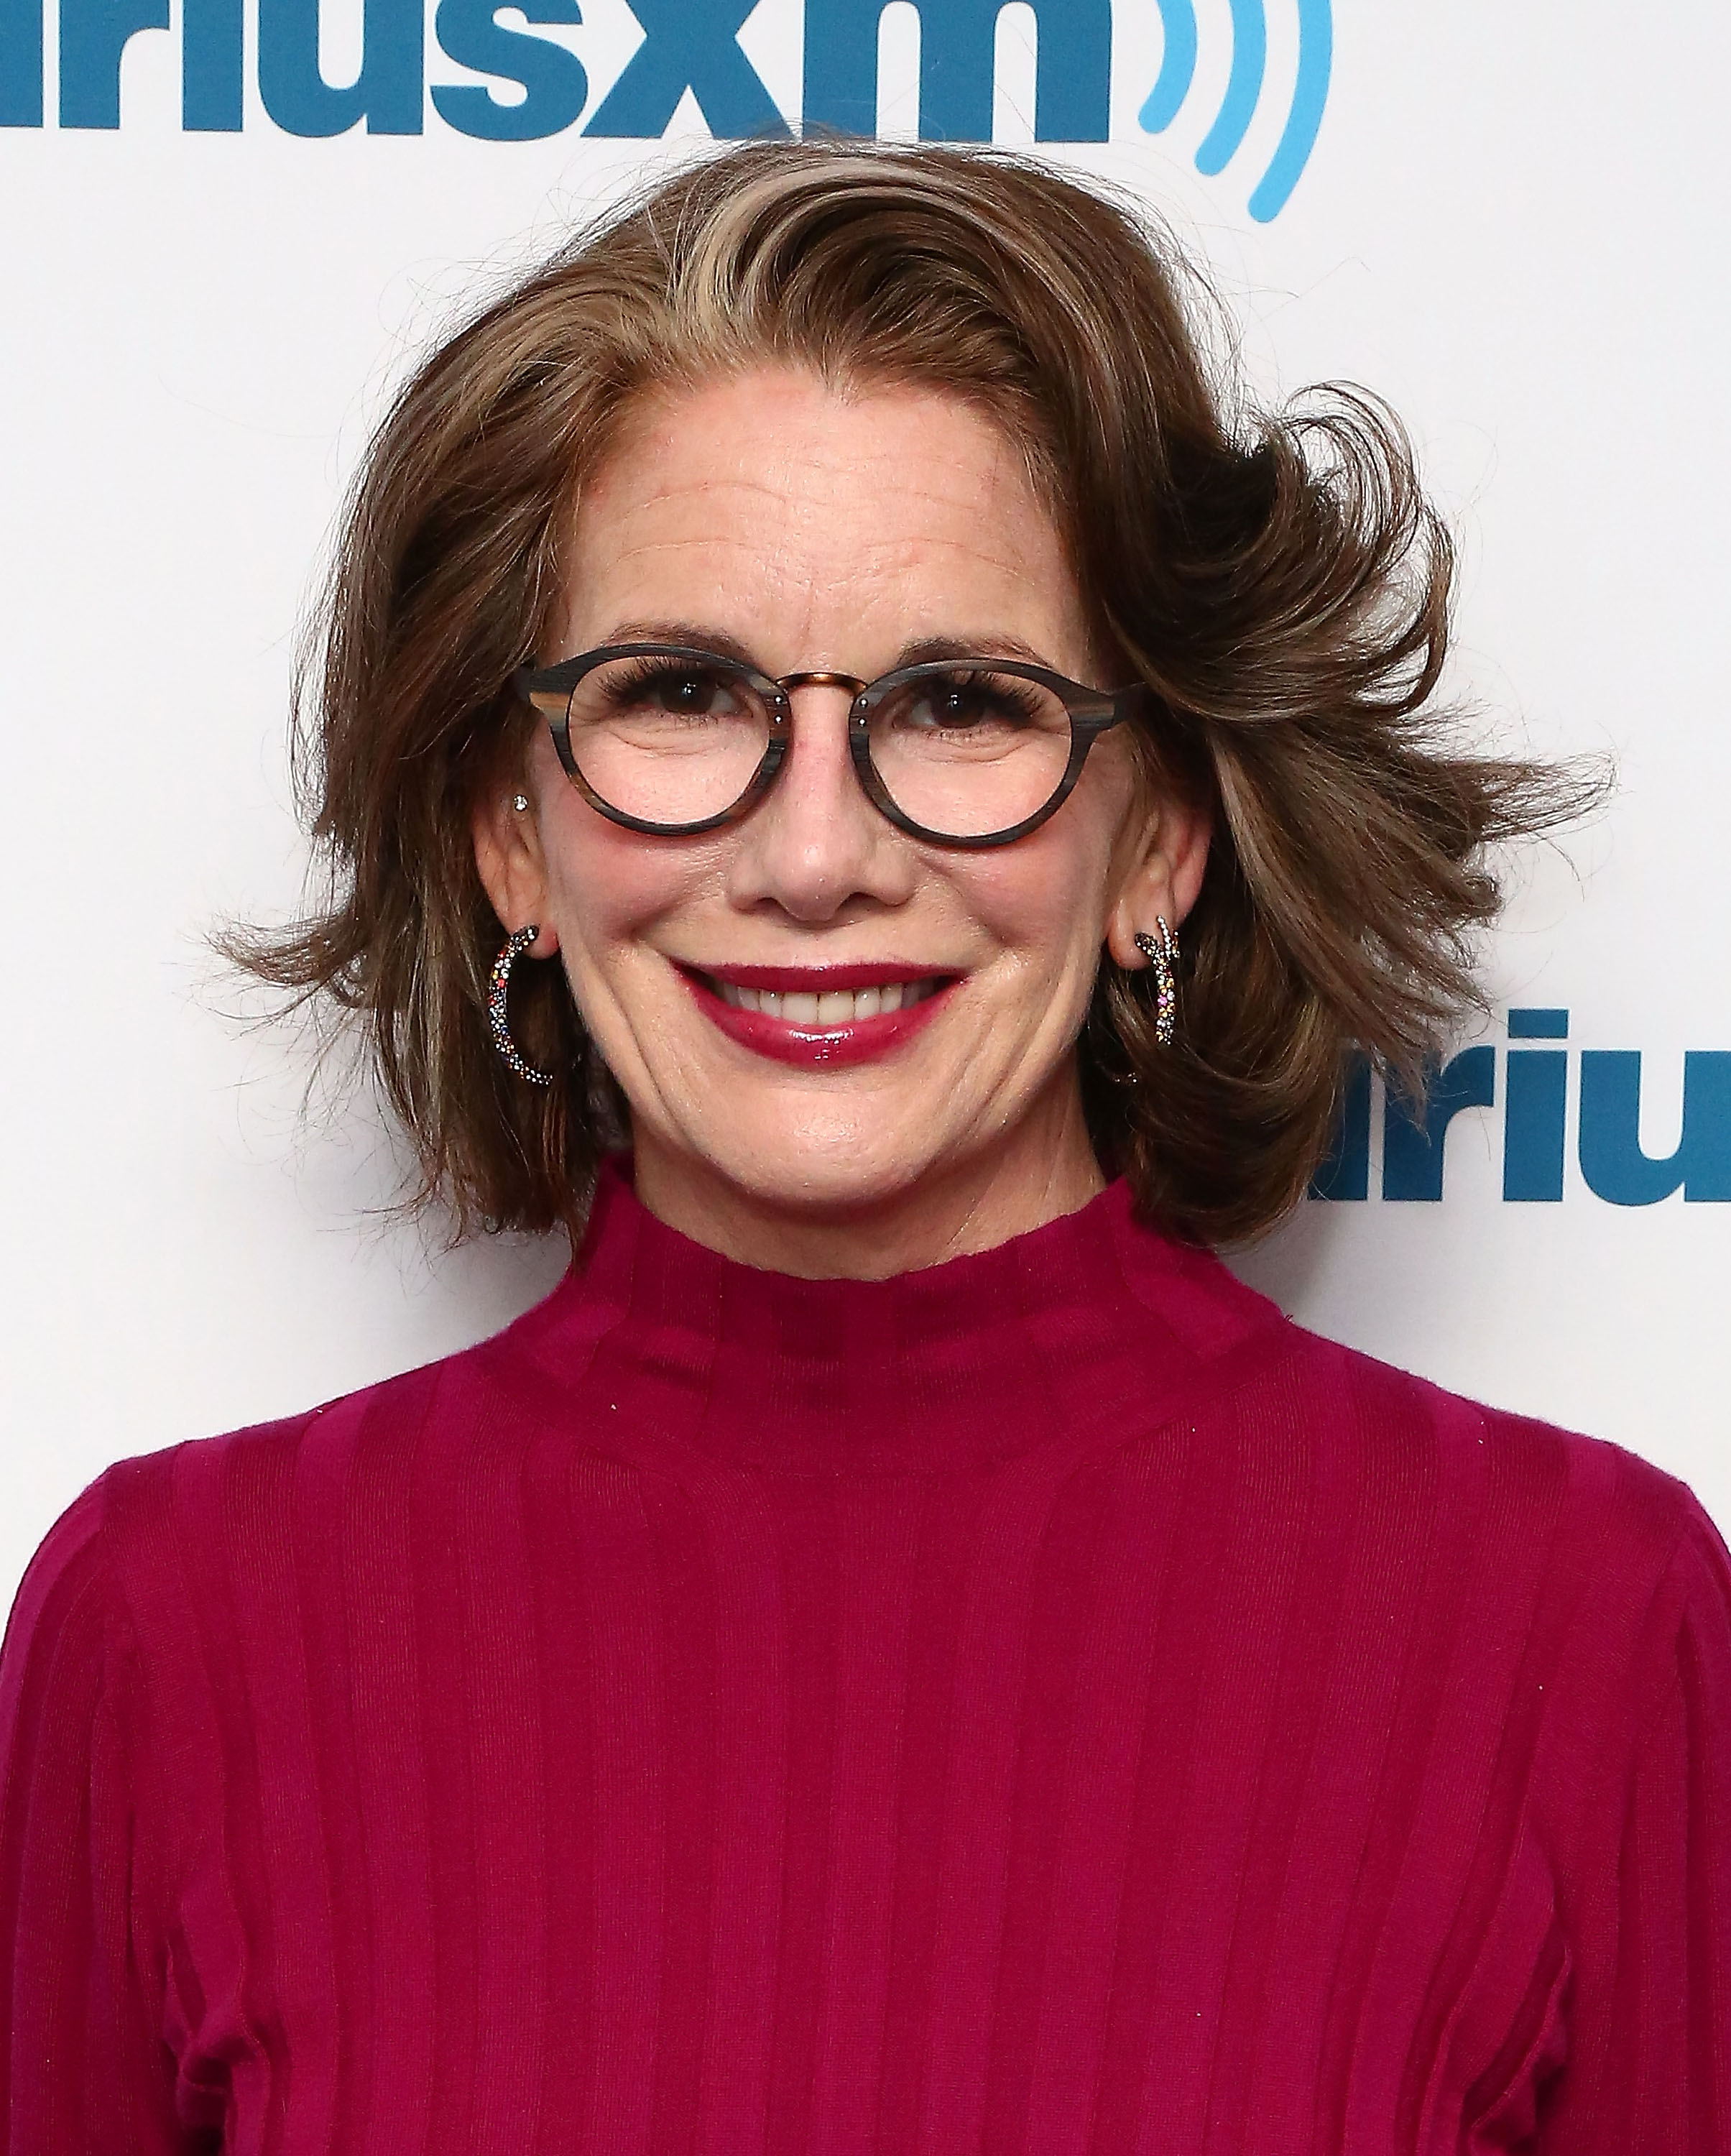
[701,1125,943,1220]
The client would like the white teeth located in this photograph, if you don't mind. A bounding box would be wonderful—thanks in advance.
[708,976,944,1023]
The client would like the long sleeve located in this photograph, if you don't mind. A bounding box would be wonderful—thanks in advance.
[1547,1501,1731,2154]
[0,1479,178,2154]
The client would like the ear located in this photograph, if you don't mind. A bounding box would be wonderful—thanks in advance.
[1104,783,1212,969]
[472,781,562,959]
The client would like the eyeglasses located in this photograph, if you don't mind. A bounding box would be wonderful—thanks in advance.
[512,643,1145,849]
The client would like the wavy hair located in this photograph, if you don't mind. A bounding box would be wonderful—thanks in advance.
[230,139,1597,1245]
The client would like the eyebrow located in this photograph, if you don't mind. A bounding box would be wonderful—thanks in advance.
[594,619,1063,676]
[600,620,762,669]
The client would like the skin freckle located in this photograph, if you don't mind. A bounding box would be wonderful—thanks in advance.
[493,364,1204,1275]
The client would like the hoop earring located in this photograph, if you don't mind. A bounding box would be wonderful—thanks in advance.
[489,926,554,1087]
[1132,917,1178,1049]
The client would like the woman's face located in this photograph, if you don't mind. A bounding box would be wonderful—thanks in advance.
[476,368,1206,1270]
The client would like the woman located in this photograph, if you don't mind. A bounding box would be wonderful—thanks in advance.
[2,141,1726,2152]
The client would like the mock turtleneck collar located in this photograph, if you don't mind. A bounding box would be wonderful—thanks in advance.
[503,1155,1290,1475]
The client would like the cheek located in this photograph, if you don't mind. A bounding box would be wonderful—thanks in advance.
[540,796,721,977]
[951,822,1118,987]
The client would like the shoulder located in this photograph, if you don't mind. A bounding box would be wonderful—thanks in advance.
[147,1259,588,1485]
[1,1470,149,1791]
[1117,1210,1716,1596]
[2,1411,321,1689]
[7,1283,579,1636]
[1265,1309,1729,1652]
[1,1477,116,1715]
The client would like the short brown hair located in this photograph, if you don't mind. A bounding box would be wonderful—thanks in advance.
[236,139,1593,1247]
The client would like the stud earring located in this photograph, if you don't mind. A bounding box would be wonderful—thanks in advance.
[1132,916,1178,1049]
[488,926,554,1086]
[512,793,530,813]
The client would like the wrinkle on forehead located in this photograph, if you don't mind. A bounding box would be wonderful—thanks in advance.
[558,367,1096,676]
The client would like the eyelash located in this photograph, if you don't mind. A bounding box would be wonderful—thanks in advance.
[900,672,1045,726]
[600,658,739,702]
[594,657,1048,726]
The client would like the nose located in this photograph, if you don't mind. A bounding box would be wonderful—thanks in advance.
[724,682,913,922]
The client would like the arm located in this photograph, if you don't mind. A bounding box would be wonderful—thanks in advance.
[0,1480,181,2152]
[1544,1501,1731,2153]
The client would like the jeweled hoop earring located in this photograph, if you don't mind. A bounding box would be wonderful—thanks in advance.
[488,926,555,1087]
[1132,917,1179,1049]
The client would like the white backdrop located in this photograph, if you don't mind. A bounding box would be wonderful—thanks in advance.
[3,0,1728,1616]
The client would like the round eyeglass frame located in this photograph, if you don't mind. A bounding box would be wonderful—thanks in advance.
[512,642,1148,851]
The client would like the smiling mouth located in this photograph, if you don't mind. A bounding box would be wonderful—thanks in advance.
[677,963,960,1067]
[701,976,948,1024]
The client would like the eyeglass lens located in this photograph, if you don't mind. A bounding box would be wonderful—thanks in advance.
[563,651,1078,840]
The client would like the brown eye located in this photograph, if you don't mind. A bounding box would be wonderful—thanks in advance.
[613,665,748,720]
[560,652,776,828]
[862,666,1077,840]
[894,673,1045,734]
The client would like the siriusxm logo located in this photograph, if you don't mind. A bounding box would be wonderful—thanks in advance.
[1139,0,1329,223]
[0,0,1331,219]
[1312,1011,1731,1207]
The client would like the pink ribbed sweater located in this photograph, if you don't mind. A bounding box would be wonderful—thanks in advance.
[3,1163,1728,2153]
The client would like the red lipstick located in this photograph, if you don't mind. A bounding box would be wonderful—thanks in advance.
[678,964,958,1069]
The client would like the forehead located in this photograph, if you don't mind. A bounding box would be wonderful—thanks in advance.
[558,368,1091,670]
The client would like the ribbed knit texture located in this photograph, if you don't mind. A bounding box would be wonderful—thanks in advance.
[4,1162,1729,2153]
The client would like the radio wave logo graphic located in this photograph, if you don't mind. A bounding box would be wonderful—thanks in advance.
[1139,0,1332,221]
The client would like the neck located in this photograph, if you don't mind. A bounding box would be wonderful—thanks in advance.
[630,1073,1107,1280]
